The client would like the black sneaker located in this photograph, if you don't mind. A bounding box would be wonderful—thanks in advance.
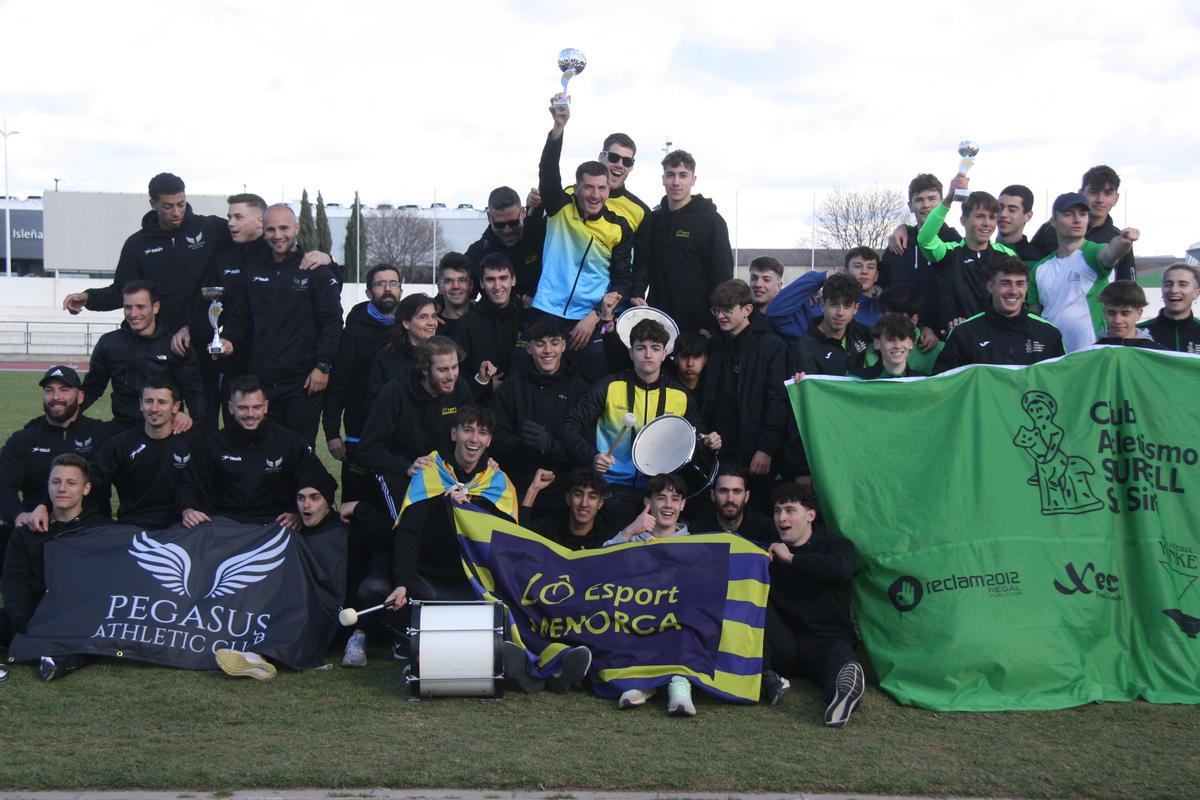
[824,661,865,728]
[545,646,592,694]
[501,641,545,694]
[761,669,790,705]
[36,655,86,683]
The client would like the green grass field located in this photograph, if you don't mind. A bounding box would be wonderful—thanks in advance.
[1,369,1197,798]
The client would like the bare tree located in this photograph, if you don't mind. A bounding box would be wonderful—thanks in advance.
[813,187,908,253]
[366,208,448,283]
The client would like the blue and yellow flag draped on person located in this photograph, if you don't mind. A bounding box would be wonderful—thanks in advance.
[451,503,771,703]
[398,451,518,524]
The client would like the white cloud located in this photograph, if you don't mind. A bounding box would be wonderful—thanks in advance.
[1,0,1197,254]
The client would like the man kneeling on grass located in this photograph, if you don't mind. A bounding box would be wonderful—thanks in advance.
[603,473,700,716]
[764,482,865,728]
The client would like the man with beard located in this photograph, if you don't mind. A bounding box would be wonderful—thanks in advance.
[82,280,205,431]
[490,316,589,506]
[686,465,775,542]
[644,150,734,335]
[453,253,525,399]
[218,205,343,446]
[62,173,230,336]
[87,380,198,530]
[434,252,473,339]
[1,454,107,679]
[0,367,113,555]
[466,187,544,305]
[357,337,474,514]
[169,193,334,430]
[178,375,330,529]
[522,468,612,550]
[324,264,402,501]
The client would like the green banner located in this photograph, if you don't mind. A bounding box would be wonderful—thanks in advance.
[788,347,1200,711]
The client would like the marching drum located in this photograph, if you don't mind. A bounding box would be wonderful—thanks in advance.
[407,600,505,697]
[615,306,679,354]
[630,414,719,498]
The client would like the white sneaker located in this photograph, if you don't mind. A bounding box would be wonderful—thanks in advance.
[617,687,655,709]
[667,676,696,717]
[825,661,865,728]
[342,630,367,668]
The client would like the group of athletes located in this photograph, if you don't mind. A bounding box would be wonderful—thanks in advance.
[1,95,1197,726]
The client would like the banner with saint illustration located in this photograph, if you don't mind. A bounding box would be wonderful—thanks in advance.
[788,346,1200,711]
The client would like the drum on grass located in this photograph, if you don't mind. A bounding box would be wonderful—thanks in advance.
[615,306,679,354]
[407,600,505,697]
[630,413,719,498]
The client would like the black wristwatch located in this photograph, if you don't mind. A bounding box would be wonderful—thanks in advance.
[316,362,332,374]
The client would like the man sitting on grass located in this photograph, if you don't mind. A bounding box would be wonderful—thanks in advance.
[1095,281,1167,350]
[764,482,864,728]
[604,473,698,716]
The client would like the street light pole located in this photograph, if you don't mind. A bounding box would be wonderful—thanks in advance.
[1,118,19,279]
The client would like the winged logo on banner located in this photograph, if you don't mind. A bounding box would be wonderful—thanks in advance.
[128,528,289,600]
[128,532,193,597]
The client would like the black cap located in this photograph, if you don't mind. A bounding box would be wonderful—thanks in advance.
[1052,192,1089,215]
[39,365,82,389]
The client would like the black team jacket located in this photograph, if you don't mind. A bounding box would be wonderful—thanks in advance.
[646,194,734,335]
[787,320,871,377]
[322,301,395,445]
[450,294,525,385]
[221,246,343,387]
[81,320,206,429]
[0,415,114,525]
[177,420,327,524]
[879,222,961,327]
[84,206,232,334]
[465,215,546,301]
[90,427,199,530]
[2,508,107,634]
[768,523,858,645]
[491,364,591,492]
[527,506,614,551]
[356,367,473,478]
[933,309,1065,374]
[701,312,789,465]
[1137,311,1200,354]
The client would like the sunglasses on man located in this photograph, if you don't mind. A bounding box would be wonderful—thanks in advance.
[600,151,635,168]
[490,218,522,231]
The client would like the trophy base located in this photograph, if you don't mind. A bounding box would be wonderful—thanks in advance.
[551,100,570,116]
[207,345,225,356]
[953,188,970,201]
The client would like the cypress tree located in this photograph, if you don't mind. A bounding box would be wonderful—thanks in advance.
[343,192,369,284]
[316,191,332,254]
[299,189,318,251]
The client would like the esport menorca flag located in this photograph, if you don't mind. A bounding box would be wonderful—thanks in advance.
[9,518,346,670]
[788,346,1200,711]
[452,503,770,703]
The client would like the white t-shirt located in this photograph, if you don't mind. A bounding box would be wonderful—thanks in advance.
[1030,241,1111,352]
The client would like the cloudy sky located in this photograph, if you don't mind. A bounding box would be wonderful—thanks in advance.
[2,0,1198,255]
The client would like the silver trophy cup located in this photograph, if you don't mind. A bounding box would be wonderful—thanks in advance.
[201,286,224,355]
[552,48,587,117]
[954,140,979,201]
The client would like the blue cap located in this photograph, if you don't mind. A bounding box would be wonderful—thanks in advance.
[1052,192,1089,215]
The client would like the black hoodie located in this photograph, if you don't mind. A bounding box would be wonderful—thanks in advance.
[81,319,206,428]
[465,215,546,301]
[768,523,858,645]
[701,312,789,464]
[451,294,525,383]
[322,301,395,443]
[84,205,232,334]
[646,194,734,334]
[0,415,115,524]
[356,367,474,478]
[491,363,591,491]
[2,507,106,634]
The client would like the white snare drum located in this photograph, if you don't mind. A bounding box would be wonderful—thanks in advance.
[630,414,719,498]
[407,600,505,697]
[615,306,679,354]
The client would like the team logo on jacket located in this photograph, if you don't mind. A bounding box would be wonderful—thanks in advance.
[173,452,191,469]
[185,232,205,250]
[154,354,168,361]
[265,456,283,473]
[129,443,147,461]
[74,436,93,453]
[1025,339,1045,354]
[32,446,50,454]
[252,276,270,283]
[292,277,309,290]
[129,530,289,599]
[223,268,241,277]
[220,454,242,462]
[144,246,164,255]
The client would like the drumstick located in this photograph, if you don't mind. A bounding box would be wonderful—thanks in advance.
[605,413,638,457]
[338,602,392,627]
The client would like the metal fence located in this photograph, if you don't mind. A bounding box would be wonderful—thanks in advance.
[0,321,121,356]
